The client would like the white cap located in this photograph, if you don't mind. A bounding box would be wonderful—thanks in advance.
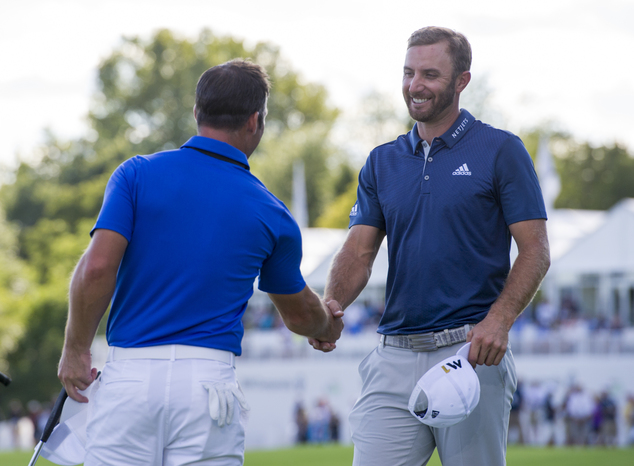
[41,378,100,465]
[408,343,480,428]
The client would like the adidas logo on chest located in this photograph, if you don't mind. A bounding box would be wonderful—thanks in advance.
[452,163,471,176]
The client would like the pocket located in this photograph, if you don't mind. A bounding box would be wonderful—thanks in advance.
[358,348,377,378]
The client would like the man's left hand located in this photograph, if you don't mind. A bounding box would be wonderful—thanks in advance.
[466,314,509,368]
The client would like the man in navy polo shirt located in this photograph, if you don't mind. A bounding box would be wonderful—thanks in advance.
[316,27,550,466]
[58,59,343,466]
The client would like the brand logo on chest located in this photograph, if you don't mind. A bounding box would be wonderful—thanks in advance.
[452,163,471,176]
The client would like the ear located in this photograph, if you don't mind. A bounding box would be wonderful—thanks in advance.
[245,111,259,134]
[455,71,471,94]
[193,104,198,120]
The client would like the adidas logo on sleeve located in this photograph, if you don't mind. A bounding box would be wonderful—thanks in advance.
[452,163,471,176]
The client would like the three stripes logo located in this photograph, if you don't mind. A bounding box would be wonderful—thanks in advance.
[452,163,471,176]
[349,203,359,217]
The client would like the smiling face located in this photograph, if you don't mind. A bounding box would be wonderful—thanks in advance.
[402,42,463,125]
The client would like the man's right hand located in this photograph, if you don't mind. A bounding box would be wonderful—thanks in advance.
[308,299,344,353]
[58,346,98,403]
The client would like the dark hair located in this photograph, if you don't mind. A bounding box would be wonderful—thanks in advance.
[195,59,271,131]
[407,27,472,78]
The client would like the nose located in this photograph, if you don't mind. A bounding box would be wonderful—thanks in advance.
[408,72,425,94]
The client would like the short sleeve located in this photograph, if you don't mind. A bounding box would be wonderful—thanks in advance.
[91,158,137,241]
[258,210,306,294]
[349,155,386,230]
[494,136,548,226]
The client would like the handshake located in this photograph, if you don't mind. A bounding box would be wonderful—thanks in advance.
[268,287,345,354]
[308,299,345,353]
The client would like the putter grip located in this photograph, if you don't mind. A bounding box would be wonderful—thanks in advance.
[41,387,68,442]
[0,372,11,386]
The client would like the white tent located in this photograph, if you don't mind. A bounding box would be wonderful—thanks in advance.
[301,228,389,290]
[552,199,634,274]
[545,199,634,323]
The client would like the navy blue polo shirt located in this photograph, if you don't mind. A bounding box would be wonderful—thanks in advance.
[92,136,306,355]
[350,110,546,335]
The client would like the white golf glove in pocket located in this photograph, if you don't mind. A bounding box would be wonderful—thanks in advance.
[203,382,250,427]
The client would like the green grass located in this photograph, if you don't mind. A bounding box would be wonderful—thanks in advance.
[2,444,633,465]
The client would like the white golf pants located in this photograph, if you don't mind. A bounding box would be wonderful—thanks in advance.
[84,348,246,466]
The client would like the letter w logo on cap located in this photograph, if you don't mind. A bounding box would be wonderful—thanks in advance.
[441,360,462,373]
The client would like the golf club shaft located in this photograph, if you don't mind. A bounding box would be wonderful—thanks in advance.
[27,441,43,466]
[42,386,68,442]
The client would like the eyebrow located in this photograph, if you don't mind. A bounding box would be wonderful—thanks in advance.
[403,66,441,74]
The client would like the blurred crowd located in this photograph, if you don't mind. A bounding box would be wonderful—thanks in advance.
[509,379,634,447]
[246,295,629,335]
[293,398,340,444]
[246,296,634,355]
[245,300,385,333]
[0,398,52,450]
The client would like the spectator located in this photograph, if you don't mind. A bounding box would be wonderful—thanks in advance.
[543,390,557,446]
[598,391,618,446]
[536,299,557,329]
[329,411,340,443]
[8,399,23,449]
[524,380,546,445]
[294,402,309,444]
[625,394,634,446]
[565,384,595,445]
[27,400,43,446]
[344,302,367,334]
[309,399,332,443]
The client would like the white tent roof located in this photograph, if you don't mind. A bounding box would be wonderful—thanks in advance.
[552,199,634,274]
[300,227,388,289]
[294,201,627,291]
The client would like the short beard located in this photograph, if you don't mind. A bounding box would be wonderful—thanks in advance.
[407,75,457,123]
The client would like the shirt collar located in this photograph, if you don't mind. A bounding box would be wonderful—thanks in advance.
[180,136,250,169]
[407,109,476,153]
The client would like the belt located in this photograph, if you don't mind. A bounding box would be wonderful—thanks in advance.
[107,345,235,366]
[380,324,475,352]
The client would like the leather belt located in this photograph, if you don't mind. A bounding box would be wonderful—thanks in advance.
[107,345,235,366]
[380,324,475,352]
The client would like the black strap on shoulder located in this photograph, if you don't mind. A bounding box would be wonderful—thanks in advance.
[190,147,249,170]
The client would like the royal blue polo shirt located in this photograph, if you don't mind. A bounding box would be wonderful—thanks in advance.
[350,110,547,335]
[92,136,306,355]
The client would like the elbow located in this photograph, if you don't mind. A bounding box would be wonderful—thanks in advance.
[542,246,551,276]
[76,255,117,284]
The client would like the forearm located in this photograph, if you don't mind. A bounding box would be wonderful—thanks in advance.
[488,240,551,331]
[324,226,385,310]
[281,288,328,338]
[64,256,116,353]
[269,286,341,342]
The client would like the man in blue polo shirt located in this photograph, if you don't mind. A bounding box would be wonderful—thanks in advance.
[317,27,550,466]
[58,59,343,466]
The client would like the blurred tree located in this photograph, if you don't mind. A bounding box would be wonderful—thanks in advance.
[315,181,358,229]
[0,207,31,374]
[554,142,634,210]
[520,129,634,210]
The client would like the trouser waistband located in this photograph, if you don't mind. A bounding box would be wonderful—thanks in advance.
[108,345,235,366]
[380,324,475,352]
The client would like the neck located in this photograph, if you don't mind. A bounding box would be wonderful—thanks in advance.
[416,106,461,145]
[198,126,250,157]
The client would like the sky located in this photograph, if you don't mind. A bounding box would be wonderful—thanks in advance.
[1,0,633,174]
